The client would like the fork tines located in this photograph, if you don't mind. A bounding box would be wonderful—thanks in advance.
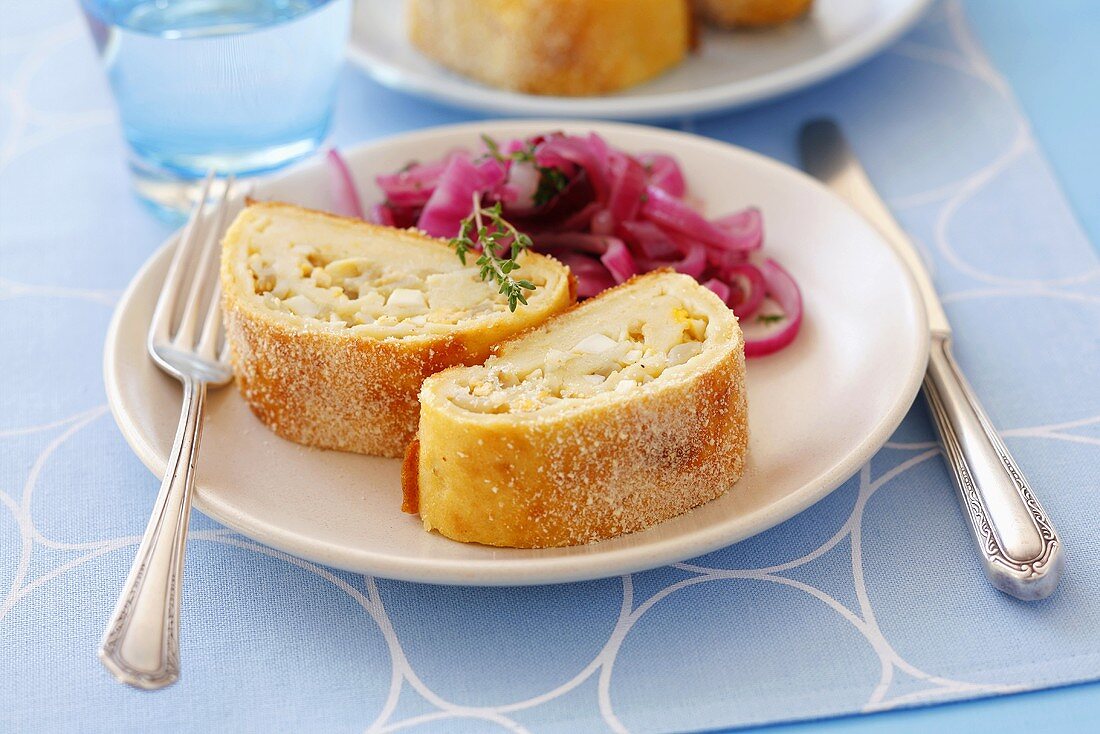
[148,173,237,365]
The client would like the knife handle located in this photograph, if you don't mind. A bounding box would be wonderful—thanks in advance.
[922,333,1064,600]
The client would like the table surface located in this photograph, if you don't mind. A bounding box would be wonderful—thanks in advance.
[760,2,1100,733]
[2,1,1097,732]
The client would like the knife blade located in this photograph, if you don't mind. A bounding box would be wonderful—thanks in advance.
[798,118,1064,600]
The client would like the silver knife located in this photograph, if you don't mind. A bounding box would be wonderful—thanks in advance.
[798,118,1064,600]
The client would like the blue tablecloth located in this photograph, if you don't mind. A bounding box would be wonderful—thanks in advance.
[2,1,1098,732]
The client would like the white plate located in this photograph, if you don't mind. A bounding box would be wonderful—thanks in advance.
[348,0,932,119]
[104,120,928,585]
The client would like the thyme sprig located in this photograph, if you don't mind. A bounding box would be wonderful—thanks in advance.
[450,192,536,312]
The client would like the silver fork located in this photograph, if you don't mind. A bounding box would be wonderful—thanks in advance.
[99,173,236,689]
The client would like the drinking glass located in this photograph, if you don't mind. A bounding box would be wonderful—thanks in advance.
[80,0,352,219]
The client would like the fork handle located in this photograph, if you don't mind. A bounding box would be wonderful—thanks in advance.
[923,333,1064,600]
[99,377,207,689]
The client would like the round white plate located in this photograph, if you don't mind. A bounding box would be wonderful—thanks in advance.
[348,0,932,119]
[105,120,928,586]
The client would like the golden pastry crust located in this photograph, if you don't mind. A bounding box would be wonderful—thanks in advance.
[221,201,575,458]
[406,271,748,547]
[407,0,692,96]
[693,0,813,28]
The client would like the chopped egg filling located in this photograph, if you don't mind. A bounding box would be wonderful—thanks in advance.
[247,243,546,335]
[446,296,711,414]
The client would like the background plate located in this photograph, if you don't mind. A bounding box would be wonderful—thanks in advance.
[348,0,932,119]
[104,120,928,585]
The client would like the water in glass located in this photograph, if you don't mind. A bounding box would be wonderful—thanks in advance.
[80,0,351,218]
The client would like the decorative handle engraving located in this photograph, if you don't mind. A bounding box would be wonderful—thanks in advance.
[923,334,1063,600]
[99,378,207,689]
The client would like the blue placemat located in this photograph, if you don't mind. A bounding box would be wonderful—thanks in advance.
[2,1,1099,732]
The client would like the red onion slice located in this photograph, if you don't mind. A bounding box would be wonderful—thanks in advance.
[711,207,764,251]
[555,201,600,232]
[640,153,686,198]
[545,250,616,298]
[637,238,707,278]
[640,186,746,252]
[725,263,767,319]
[533,232,611,255]
[619,220,681,259]
[600,238,638,284]
[417,153,507,238]
[536,134,610,202]
[586,132,612,172]
[326,149,365,219]
[707,246,751,275]
[591,208,615,236]
[374,154,456,207]
[371,203,395,227]
[501,138,528,156]
[702,278,731,303]
[744,259,803,358]
[606,151,648,226]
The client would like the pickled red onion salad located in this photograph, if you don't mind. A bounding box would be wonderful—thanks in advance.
[326,133,802,357]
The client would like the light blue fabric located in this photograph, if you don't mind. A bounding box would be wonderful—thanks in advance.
[2,1,1098,733]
